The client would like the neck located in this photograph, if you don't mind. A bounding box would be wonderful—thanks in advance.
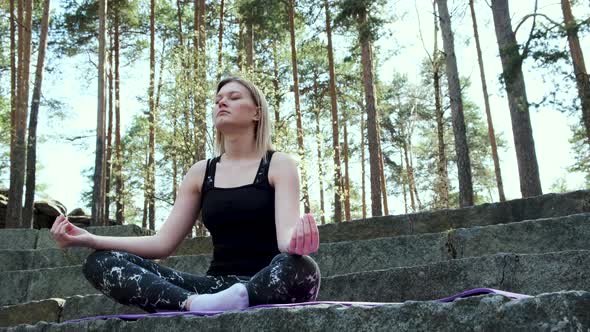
[221,130,259,161]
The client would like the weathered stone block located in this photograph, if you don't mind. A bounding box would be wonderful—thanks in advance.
[319,250,590,302]
[25,266,97,305]
[0,299,64,328]
[173,237,213,256]
[0,249,91,272]
[0,270,32,307]
[311,232,449,277]
[4,291,590,331]
[159,255,211,275]
[0,230,38,250]
[450,213,590,259]
[60,294,143,322]
[318,190,590,243]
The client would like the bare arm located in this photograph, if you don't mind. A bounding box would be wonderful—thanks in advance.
[269,152,319,256]
[51,160,207,259]
[269,152,301,252]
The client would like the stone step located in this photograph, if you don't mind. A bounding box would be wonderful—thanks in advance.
[319,250,590,303]
[0,225,153,250]
[3,190,588,253]
[1,249,588,308]
[174,190,590,255]
[315,190,590,243]
[4,213,589,277]
[2,291,589,330]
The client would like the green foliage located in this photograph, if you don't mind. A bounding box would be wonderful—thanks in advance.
[568,123,590,187]
[334,0,387,42]
[52,0,146,58]
[549,176,570,193]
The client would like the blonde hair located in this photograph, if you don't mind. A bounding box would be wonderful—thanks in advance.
[214,76,273,157]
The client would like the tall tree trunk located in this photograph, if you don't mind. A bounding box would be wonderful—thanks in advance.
[491,0,542,197]
[377,123,388,215]
[9,0,16,223]
[272,41,281,136]
[105,31,113,222]
[400,152,408,214]
[288,0,310,213]
[402,132,416,212]
[437,0,474,207]
[23,0,51,227]
[561,0,590,145]
[92,0,108,226]
[176,0,185,45]
[237,20,243,70]
[432,1,450,209]
[172,108,179,202]
[148,0,157,230]
[315,109,326,225]
[324,0,343,222]
[193,0,206,162]
[245,21,254,69]
[469,0,506,202]
[216,0,225,82]
[114,9,124,225]
[155,40,167,119]
[358,7,382,216]
[175,0,192,177]
[360,111,367,220]
[342,117,351,221]
[409,140,422,209]
[142,148,148,229]
[7,0,32,228]
[434,67,450,208]
[312,75,325,224]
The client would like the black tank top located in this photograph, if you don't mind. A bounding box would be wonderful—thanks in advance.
[200,150,280,276]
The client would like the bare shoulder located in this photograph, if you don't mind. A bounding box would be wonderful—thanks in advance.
[269,152,298,186]
[181,159,209,193]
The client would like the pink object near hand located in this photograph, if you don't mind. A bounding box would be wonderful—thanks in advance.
[287,213,320,255]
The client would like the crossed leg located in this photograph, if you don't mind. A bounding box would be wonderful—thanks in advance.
[83,250,320,312]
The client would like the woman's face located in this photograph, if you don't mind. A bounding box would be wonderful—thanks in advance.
[214,81,259,132]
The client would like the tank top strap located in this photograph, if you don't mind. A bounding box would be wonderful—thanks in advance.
[253,150,275,186]
[202,156,220,194]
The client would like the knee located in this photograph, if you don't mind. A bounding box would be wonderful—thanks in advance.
[273,253,321,280]
[82,250,118,281]
[273,253,321,301]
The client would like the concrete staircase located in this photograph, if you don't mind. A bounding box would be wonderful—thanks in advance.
[1,190,590,330]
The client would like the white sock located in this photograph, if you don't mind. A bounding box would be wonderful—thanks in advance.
[185,283,250,312]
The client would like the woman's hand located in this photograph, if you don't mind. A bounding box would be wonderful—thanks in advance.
[287,213,320,256]
[50,215,94,249]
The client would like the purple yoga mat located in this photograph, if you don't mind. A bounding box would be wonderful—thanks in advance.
[64,288,531,323]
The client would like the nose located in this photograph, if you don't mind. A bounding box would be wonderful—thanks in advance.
[217,96,228,108]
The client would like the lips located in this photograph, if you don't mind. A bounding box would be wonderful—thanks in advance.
[217,110,230,117]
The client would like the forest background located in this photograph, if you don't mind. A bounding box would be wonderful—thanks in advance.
[0,0,589,231]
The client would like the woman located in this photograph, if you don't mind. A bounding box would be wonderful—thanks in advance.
[50,76,321,313]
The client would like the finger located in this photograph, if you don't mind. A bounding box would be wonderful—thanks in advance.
[288,222,299,253]
[53,218,66,236]
[302,214,311,253]
[50,215,65,234]
[296,218,304,255]
[64,222,73,234]
[289,231,297,253]
[58,220,69,236]
[309,215,319,252]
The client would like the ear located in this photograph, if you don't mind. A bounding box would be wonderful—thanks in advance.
[253,109,260,121]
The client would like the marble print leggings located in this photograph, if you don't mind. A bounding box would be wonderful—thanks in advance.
[83,250,321,312]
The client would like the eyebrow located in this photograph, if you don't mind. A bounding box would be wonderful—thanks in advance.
[215,90,242,99]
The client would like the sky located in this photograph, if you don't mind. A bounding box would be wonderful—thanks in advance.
[25,0,590,227]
